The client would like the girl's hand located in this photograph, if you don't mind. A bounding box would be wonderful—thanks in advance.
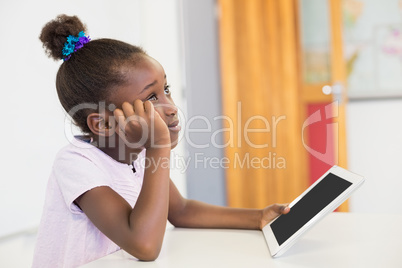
[259,203,290,230]
[113,100,170,149]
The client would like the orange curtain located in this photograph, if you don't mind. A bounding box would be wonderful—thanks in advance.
[218,0,309,208]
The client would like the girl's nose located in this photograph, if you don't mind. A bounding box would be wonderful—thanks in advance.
[160,97,177,116]
[164,102,177,116]
[154,99,178,118]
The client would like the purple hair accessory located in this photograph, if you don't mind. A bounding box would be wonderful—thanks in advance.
[62,31,91,61]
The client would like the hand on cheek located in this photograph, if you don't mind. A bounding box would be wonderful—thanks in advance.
[113,100,170,149]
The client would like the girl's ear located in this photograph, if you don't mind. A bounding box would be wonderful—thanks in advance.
[87,113,113,137]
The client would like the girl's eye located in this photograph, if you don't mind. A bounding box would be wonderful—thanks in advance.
[147,94,157,101]
[164,85,171,95]
[146,85,170,101]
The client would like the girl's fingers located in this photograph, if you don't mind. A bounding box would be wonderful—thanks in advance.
[282,206,290,214]
[113,108,124,118]
[119,101,144,132]
[133,99,145,116]
[113,100,158,146]
[276,203,290,214]
[113,108,127,136]
[121,102,135,119]
[143,100,153,114]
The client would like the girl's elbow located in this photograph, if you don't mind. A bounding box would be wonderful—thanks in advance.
[168,213,185,228]
[136,249,160,262]
[126,241,161,261]
[168,217,179,228]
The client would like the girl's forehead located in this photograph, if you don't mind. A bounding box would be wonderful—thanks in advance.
[126,58,166,91]
[109,57,166,106]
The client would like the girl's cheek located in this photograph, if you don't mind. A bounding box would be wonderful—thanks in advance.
[154,108,165,120]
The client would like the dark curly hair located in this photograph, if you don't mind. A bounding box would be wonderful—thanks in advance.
[39,14,147,133]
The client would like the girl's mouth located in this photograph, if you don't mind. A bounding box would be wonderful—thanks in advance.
[168,120,181,132]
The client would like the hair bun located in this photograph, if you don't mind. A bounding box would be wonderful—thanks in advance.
[39,14,87,61]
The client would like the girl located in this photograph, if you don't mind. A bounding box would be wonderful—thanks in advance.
[33,14,290,267]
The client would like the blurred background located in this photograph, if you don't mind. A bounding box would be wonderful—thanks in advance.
[1,0,402,265]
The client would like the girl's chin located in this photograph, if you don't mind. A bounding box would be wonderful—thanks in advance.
[170,135,179,149]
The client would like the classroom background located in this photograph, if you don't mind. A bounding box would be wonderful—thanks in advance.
[1,0,402,265]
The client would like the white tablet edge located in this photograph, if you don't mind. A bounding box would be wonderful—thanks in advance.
[262,165,365,258]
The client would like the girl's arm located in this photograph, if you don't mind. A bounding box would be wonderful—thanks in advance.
[168,179,289,230]
[76,100,171,261]
[75,147,170,261]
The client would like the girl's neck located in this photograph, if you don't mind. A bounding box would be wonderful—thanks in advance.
[91,135,142,165]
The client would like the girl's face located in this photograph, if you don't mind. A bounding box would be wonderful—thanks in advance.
[109,55,180,149]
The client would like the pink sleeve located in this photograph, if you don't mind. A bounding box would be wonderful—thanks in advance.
[53,150,111,214]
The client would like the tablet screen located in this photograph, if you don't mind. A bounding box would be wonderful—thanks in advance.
[271,173,352,245]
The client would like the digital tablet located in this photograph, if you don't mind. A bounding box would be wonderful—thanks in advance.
[262,165,365,257]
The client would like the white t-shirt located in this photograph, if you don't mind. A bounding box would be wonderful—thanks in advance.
[32,137,145,267]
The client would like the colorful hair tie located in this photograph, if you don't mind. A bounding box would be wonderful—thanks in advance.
[62,31,91,61]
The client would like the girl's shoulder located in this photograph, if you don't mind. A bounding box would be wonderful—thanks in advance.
[56,136,96,155]
[55,136,117,168]
[53,136,145,176]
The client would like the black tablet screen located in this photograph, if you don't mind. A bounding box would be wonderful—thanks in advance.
[271,173,352,246]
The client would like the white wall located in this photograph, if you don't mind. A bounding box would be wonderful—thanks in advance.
[347,99,402,214]
[0,0,185,237]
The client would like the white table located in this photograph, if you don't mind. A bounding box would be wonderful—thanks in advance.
[82,213,402,268]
